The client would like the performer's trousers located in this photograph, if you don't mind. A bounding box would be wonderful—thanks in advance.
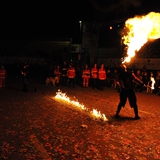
[116,88,139,117]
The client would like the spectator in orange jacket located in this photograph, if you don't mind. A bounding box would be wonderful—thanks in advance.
[82,64,90,88]
[0,65,7,89]
[98,63,106,90]
[67,64,76,88]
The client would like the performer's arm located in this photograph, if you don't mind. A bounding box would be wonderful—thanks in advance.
[132,72,146,87]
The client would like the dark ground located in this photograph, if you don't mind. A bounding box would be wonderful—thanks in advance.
[0,75,160,160]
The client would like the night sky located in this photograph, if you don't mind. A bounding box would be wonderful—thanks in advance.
[0,0,159,43]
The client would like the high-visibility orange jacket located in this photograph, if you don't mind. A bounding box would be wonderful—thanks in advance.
[0,68,6,79]
[67,67,75,78]
[91,68,98,79]
[98,68,106,80]
[82,69,90,78]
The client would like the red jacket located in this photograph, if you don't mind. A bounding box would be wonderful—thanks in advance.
[98,68,106,80]
[91,68,98,79]
[67,67,75,78]
[0,69,6,79]
[82,69,90,78]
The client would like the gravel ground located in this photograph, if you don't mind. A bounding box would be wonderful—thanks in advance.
[0,75,160,160]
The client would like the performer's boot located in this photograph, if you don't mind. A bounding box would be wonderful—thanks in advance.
[115,104,122,118]
[133,105,140,120]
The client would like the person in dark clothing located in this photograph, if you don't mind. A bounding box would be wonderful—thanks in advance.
[141,71,149,91]
[115,64,146,120]
[61,61,68,86]
[91,63,98,89]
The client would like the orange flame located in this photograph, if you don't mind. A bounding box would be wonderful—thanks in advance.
[55,90,108,122]
[55,90,87,110]
[122,12,160,63]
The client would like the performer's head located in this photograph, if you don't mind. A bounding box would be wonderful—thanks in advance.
[118,64,127,73]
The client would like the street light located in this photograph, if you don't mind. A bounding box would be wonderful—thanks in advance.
[79,21,82,63]
[79,20,82,44]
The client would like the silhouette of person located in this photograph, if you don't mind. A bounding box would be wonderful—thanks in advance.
[115,64,146,120]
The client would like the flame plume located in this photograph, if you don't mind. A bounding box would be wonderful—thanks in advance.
[55,90,108,122]
[122,12,160,63]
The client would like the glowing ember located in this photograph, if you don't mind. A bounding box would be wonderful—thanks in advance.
[55,90,108,122]
[122,12,160,63]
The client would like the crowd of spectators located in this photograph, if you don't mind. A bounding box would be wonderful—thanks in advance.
[1,61,160,95]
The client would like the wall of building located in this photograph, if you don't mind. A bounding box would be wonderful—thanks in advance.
[0,56,49,65]
[97,57,160,70]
